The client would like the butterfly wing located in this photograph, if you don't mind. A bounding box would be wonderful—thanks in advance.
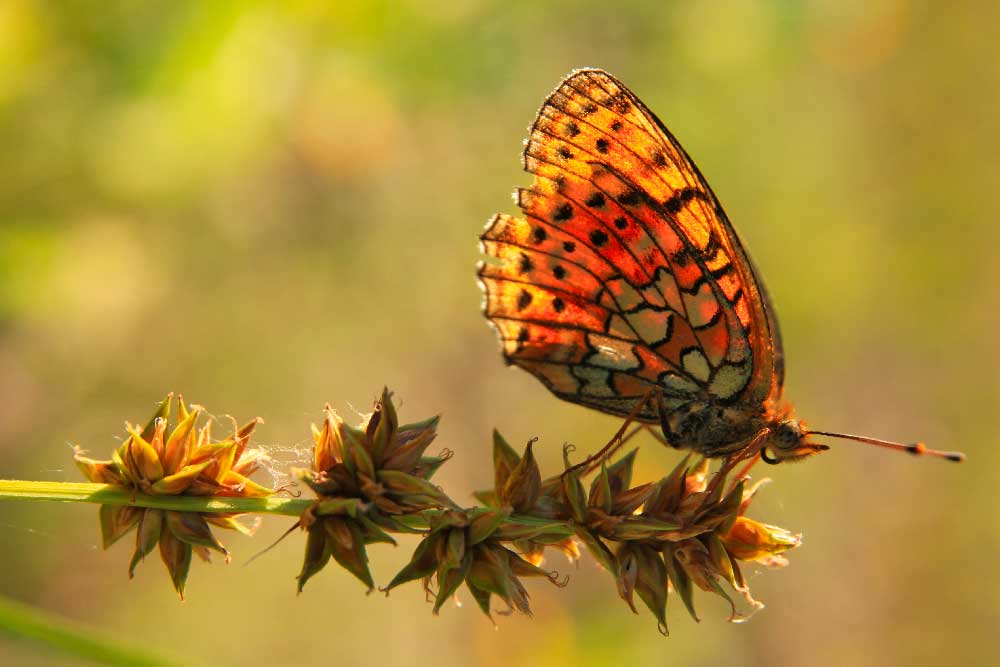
[479,68,783,423]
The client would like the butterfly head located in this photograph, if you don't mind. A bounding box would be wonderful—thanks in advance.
[760,420,830,464]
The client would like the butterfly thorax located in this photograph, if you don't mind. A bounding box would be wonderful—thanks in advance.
[660,401,770,458]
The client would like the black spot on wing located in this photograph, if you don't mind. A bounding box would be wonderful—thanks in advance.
[516,326,530,352]
[518,253,534,274]
[664,187,708,214]
[553,203,573,221]
[618,190,642,207]
[589,229,609,247]
[610,93,631,114]
[517,290,532,310]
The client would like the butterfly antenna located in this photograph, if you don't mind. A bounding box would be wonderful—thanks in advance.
[807,431,966,463]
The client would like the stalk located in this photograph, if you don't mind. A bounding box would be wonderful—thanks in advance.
[0,480,574,535]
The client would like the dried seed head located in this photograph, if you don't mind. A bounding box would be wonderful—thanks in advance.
[296,390,453,592]
[73,395,271,597]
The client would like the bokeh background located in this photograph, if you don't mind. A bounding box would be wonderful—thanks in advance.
[1,1,998,665]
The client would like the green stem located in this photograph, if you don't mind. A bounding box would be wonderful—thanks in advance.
[0,480,311,516]
[0,480,575,536]
[0,594,178,667]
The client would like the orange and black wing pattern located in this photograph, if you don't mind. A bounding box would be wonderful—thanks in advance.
[478,68,783,423]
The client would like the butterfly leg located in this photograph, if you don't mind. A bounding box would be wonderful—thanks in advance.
[563,387,661,478]
[617,424,647,449]
[701,428,772,504]
[731,452,762,484]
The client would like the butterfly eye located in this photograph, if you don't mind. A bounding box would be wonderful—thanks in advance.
[772,421,803,450]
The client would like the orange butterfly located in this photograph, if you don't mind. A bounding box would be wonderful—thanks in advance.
[478,68,964,465]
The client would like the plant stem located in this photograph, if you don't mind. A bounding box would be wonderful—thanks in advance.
[0,480,575,536]
[0,480,311,516]
[0,594,178,667]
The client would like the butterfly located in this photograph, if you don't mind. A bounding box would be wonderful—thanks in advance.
[478,68,964,465]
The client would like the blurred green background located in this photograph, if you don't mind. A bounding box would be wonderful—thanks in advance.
[1,1,997,665]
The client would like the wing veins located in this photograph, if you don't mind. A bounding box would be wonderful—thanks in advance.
[491,315,692,380]
[511,353,694,398]
[599,162,754,376]
[480,227,625,291]
[484,272,619,319]
[528,131,746,386]
[530,114,703,324]
[564,75,717,227]
[491,314,639,348]
[525,138,676,311]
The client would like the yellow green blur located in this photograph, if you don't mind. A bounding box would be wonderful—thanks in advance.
[0,2,996,666]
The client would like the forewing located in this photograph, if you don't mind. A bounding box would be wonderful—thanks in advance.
[479,68,783,421]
